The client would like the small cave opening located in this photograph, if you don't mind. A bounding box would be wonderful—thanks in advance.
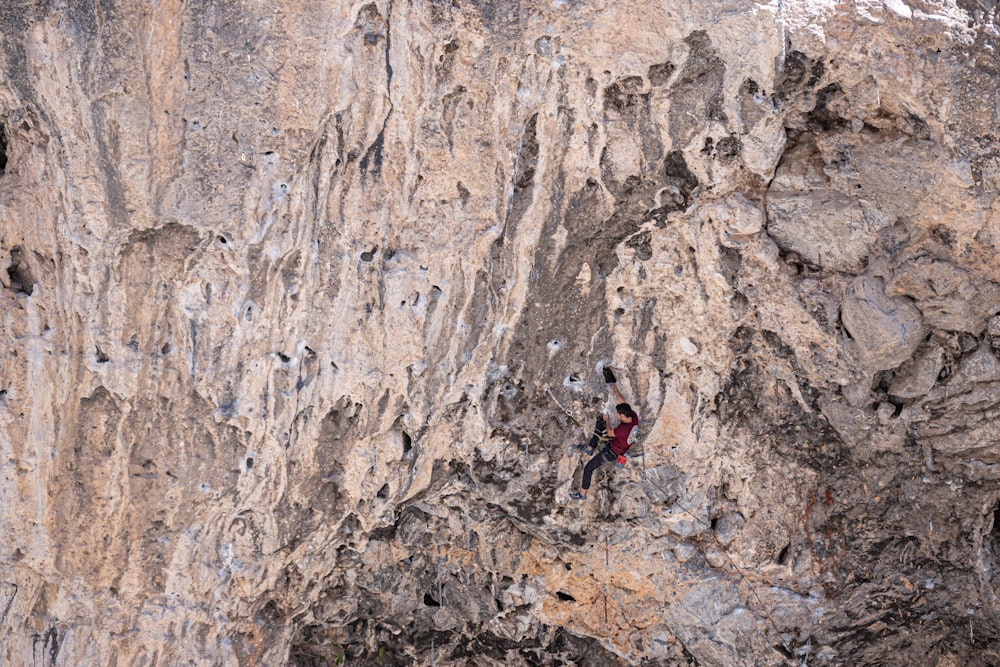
[776,543,790,565]
[245,457,254,470]
[423,593,440,607]
[556,591,576,602]
[7,246,35,296]
[377,483,390,499]
[402,430,413,454]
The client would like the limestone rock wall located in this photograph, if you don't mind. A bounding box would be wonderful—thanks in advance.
[1,1,999,665]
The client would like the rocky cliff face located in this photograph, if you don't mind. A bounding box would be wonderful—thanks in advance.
[2,1,999,665]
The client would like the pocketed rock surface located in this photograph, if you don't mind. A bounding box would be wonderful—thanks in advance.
[1,1,1000,665]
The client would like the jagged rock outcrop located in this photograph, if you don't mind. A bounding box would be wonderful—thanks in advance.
[2,1,1000,665]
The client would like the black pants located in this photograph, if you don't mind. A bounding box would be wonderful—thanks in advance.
[582,446,615,490]
[582,417,614,491]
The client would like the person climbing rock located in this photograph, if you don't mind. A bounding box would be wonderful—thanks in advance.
[570,367,639,500]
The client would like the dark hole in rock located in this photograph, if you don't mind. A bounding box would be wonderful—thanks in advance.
[741,77,760,95]
[0,125,7,173]
[402,431,413,453]
[875,370,894,393]
[161,342,171,354]
[245,457,254,469]
[377,483,390,499]
[774,644,794,659]
[361,246,378,262]
[277,352,291,363]
[648,61,675,87]
[710,517,718,530]
[217,235,228,245]
[556,591,576,602]
[423,593,440,607]
[96,347,110,363]
[716,135,741,161]
[7,246,34,296]
[992,506,1000,538]
[330,360,339,370]
[777,543,790,564]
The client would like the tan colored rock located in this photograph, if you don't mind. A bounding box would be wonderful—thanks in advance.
[888,258,1000,334]
[842,274,926,371]
[765,133,893,272]
[889,343,944,399]
[0,1,998,665]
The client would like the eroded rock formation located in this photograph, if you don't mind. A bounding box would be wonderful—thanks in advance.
[1,1,1000,665]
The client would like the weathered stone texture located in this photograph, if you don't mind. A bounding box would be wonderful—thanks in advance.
[2,1,1000,666]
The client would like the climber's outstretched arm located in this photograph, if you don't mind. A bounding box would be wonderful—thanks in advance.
[610,382,626,404]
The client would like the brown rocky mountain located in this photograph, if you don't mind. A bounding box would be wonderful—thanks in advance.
[2,1,999,665]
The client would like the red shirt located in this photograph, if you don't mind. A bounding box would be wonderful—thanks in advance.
[609,416,639,456]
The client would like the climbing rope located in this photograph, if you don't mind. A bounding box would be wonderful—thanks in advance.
[546,382,792,655]
[545,387,587,427]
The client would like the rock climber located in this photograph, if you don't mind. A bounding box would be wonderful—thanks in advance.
[570,367,639,500]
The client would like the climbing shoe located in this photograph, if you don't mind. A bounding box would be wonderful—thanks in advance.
[574,444,595,455]
[569,492,585,500]
[603,366,617,384]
